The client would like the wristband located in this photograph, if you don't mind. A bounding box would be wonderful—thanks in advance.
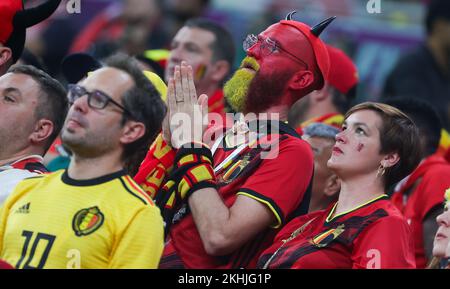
[174,142,216,199]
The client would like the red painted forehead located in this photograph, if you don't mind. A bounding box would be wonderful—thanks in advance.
[264,20,330,81]
[260,22,316,70]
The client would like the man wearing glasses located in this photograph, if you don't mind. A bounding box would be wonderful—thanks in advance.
[0,54,166,269]
[136,12,335,268]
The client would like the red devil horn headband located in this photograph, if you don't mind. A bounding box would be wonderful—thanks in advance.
[1,0,61,63]
[281,11,336,86]
[13,0,61,29]
[285,10,336,37]
[311,16,337,37]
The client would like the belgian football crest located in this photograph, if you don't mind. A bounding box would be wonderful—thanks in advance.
[218,154,252,185]
[311,224,345,248]
[72,206,104,236]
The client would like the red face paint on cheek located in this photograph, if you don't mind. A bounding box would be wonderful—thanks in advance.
[357,143,364,152]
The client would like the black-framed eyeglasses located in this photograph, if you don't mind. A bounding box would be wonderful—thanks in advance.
[243,34,309,69]
[67,84,132,116]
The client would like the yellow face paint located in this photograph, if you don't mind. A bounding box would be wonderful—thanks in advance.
[444,188,450,209]
[223,57,260,113]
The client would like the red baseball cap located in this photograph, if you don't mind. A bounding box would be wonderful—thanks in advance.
[326,45,358,96]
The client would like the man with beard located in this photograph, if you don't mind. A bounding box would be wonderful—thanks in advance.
[0,0,61,75]
[0,54,165,268]
[383,0,450,156]
[135,12,335,269]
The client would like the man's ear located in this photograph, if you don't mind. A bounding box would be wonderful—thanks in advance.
[0,47,13,70]
[120,120,146,145]
[324,174,340,197]
[382,152,400,169]
[29,119,54,145]
[288,70,314,91]
[210,60,230,82]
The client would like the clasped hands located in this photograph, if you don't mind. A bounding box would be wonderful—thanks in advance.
[162,61,208,149]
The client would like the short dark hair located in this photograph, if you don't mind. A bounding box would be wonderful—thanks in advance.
[382,97,441,158]
[184,18,235,67]
[103,53,166,173]
[7,64,68,153]
[330,86,356,114]
[345,102,421,191]
[425,0,450,35]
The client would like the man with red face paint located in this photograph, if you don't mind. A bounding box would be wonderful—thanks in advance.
[135,12,335,269]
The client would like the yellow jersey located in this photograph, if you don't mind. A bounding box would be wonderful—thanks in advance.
[0,169,164,269]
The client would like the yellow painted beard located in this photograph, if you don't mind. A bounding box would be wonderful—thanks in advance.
[223,57,259,113]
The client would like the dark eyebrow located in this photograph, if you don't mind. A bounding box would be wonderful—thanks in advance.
[353,122,370,130]
[81,85,109,98]
[342,121,371,132]
[3,87,22,97]
[184,41,202,51]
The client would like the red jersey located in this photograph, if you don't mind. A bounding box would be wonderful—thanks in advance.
[159,121,314,268]
[391,154,450,268]
[7,155,48,174]
[258,195,416,269]
[208,89,226,118]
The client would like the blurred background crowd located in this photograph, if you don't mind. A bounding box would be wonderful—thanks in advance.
[1,0,449,269]
[23,0,432,102]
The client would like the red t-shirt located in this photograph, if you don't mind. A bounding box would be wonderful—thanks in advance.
[258,196,416,269]
[391,155,450,268]
[159,121,314,268]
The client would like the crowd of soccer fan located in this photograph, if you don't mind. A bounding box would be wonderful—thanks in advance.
[0,0,449,269]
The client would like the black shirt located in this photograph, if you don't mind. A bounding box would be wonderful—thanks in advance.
[383,44,450,131]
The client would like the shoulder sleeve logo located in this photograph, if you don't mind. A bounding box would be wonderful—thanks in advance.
[72,206,104,237]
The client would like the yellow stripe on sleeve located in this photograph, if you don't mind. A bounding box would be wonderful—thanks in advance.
[236,192,283,229]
